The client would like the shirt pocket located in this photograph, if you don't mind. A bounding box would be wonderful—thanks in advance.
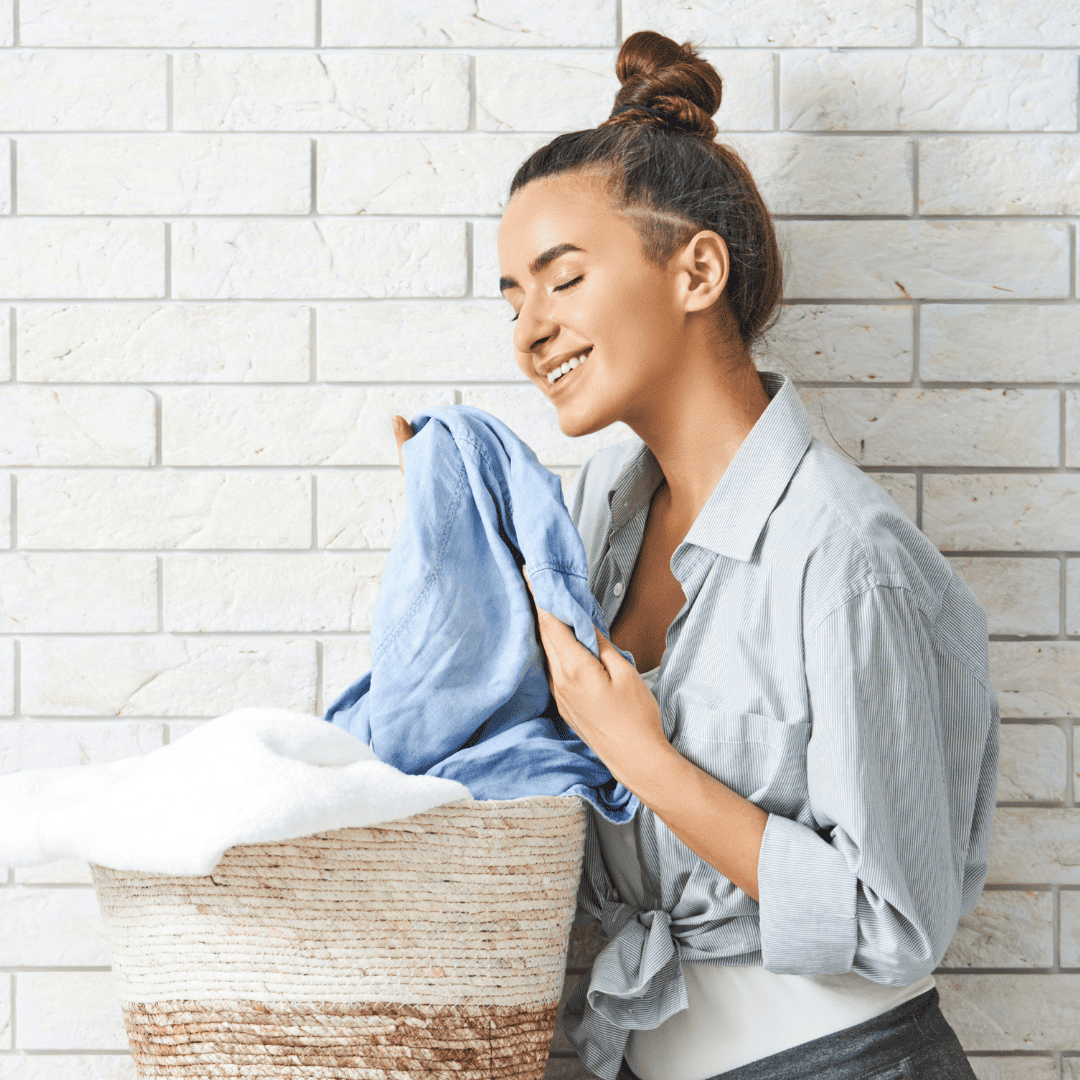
[671,707,811,820]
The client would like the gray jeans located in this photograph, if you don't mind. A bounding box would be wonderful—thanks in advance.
[616,988,976,1080]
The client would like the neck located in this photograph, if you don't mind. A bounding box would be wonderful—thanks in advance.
[625,338,771,527]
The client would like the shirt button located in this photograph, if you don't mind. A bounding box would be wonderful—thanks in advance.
[613,582,624,597]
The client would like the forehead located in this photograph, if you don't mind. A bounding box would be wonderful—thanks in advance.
[497,172,633,269]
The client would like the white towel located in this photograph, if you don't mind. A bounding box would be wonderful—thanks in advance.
[0,708,472,876]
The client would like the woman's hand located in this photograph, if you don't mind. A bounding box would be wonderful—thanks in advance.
[392,415,413,474]
[526,578,676,793]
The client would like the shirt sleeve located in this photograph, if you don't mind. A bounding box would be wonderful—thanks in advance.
[756,580,999,985]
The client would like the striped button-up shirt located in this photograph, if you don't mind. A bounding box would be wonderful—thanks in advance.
[562,372,999,1080]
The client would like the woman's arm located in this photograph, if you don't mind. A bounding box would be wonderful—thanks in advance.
[530,600,767,901]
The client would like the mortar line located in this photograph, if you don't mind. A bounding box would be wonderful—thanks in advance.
[156,554,164,633]
[465,220,474,298]
[773,53,781,131]
[615,0,622,45]
[165,53,173,131]
[1066,719,1075,807]
[6,305,13,382]
[9,971,15,1049]
[914,472,922,531]
[9,138,15,216]
[163,221,171,300]
[468,54,477,132]
[915,0,923,47]
[308,304,317,381]
[315,0,322,49]
[11,637,19,722]
[11,0,17,46]
[1062,555,1069,639]
[310,138,317,215]
[310,472,318,550]
[315,639,324,718]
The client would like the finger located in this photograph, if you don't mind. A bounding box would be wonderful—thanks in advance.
[391,415,414,475]
[595,626,634,675]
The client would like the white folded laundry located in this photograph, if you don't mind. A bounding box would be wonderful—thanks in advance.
[0,708,472,876]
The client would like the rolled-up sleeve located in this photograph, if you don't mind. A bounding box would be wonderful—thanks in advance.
[757,581,998,985]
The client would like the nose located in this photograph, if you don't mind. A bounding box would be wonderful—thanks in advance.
[512,288,558,358]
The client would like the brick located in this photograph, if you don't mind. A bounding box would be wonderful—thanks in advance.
[317,302,527,383]
[783,221,1069,300]
[0,888,109,965]
[1065,1061,1080,1080]
[1068,392,1080,469]
[460,387,635,467]
[17,304,311,383]
[925,0,1080,46]
[318,471,406,550]
[998,725,1068,802]
[946,558,1060,638]
[0,1057,136,1080]
[162,386,454,466]
[18,471,311,550]
[989,643,1080,719]
[939,974,1080,1049]
[318,135,537,216]
[0,51,166,131]
[731,135,913,215]
[14,860,93,884]
[624,0,914,45]
[0,555,157,633]
[18,136,311,215]
[0,387,155,467]
[0,220,165,299]
[0,2,10,46]
[969,1057,1057,1080]
[1068,560,1080,636]
[761,305,913,382]
[322,0,613,47]
[988,808,1080,884]
[473,219,504,300]
[172,220,466,300]
[940,889,1052,968]
[16,972,128,1050]
[701,52,776,133]
[799,388,1058,468]
[870,473,917,523]
[921,305,1080,384]
[21,637,317,717]
[0,140,10,214]
[920,137,1080,216]
[163,553,386,632]
[1059,891,1080,968]
[782,52,1076,132]
[322,639,372,706]
[20,0,314,46]
[0,638,12,716]
[0,721,163,773]
[924,475,1080,552]
[175,53,469,132]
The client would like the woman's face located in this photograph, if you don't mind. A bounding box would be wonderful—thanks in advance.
[497,172,688,439]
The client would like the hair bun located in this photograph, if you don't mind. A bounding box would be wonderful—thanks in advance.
[606,30,722,140]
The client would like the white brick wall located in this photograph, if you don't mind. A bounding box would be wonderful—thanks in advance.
[0,2,1076,1077]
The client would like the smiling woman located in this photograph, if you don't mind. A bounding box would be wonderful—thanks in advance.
[395,29,996,1080]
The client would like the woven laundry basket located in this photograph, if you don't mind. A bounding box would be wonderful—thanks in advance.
[90,795,587,1080]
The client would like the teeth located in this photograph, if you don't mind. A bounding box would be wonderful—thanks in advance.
[546,351,589,384]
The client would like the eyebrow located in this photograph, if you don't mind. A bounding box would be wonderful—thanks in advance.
[499,243,586,293]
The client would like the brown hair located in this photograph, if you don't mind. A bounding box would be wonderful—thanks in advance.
[509,30,782,349]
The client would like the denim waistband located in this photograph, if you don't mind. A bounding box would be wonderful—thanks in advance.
[619,987,955,1080]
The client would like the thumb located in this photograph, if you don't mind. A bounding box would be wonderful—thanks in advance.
[595,625,635,675]
[391,415,414,475]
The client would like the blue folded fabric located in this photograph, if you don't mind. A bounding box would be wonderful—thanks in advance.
[324,405,638,823]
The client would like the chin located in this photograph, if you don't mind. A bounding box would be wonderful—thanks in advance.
[555,404,614,440]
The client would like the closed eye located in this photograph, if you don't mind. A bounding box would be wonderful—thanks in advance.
[509,275,584,322]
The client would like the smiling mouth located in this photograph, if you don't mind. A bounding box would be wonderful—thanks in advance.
[547,349,592,384]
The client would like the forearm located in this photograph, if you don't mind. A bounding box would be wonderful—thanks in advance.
[628,742,767,902]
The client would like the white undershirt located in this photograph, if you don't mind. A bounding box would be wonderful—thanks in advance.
[592,665,934,1080]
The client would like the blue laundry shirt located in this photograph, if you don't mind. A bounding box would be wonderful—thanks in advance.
[324,405,638,823]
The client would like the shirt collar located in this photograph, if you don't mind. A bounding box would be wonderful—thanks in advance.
[604,371,812,564]
[682,372,812,561]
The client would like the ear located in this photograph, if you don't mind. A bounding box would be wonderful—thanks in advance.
[672,230,730,314]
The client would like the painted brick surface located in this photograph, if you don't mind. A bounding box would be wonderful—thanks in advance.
[921,305,1080,384]
[17,304,312,383]
[0,52,166,131]
[19,0,315,47]
[171,220,467,300]
[18,137,312,216]
[1,1,1078,1070]
[0,221,165,299]
[174,53,470,132]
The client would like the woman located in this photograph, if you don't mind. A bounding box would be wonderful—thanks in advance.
[395,30,997,1080]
